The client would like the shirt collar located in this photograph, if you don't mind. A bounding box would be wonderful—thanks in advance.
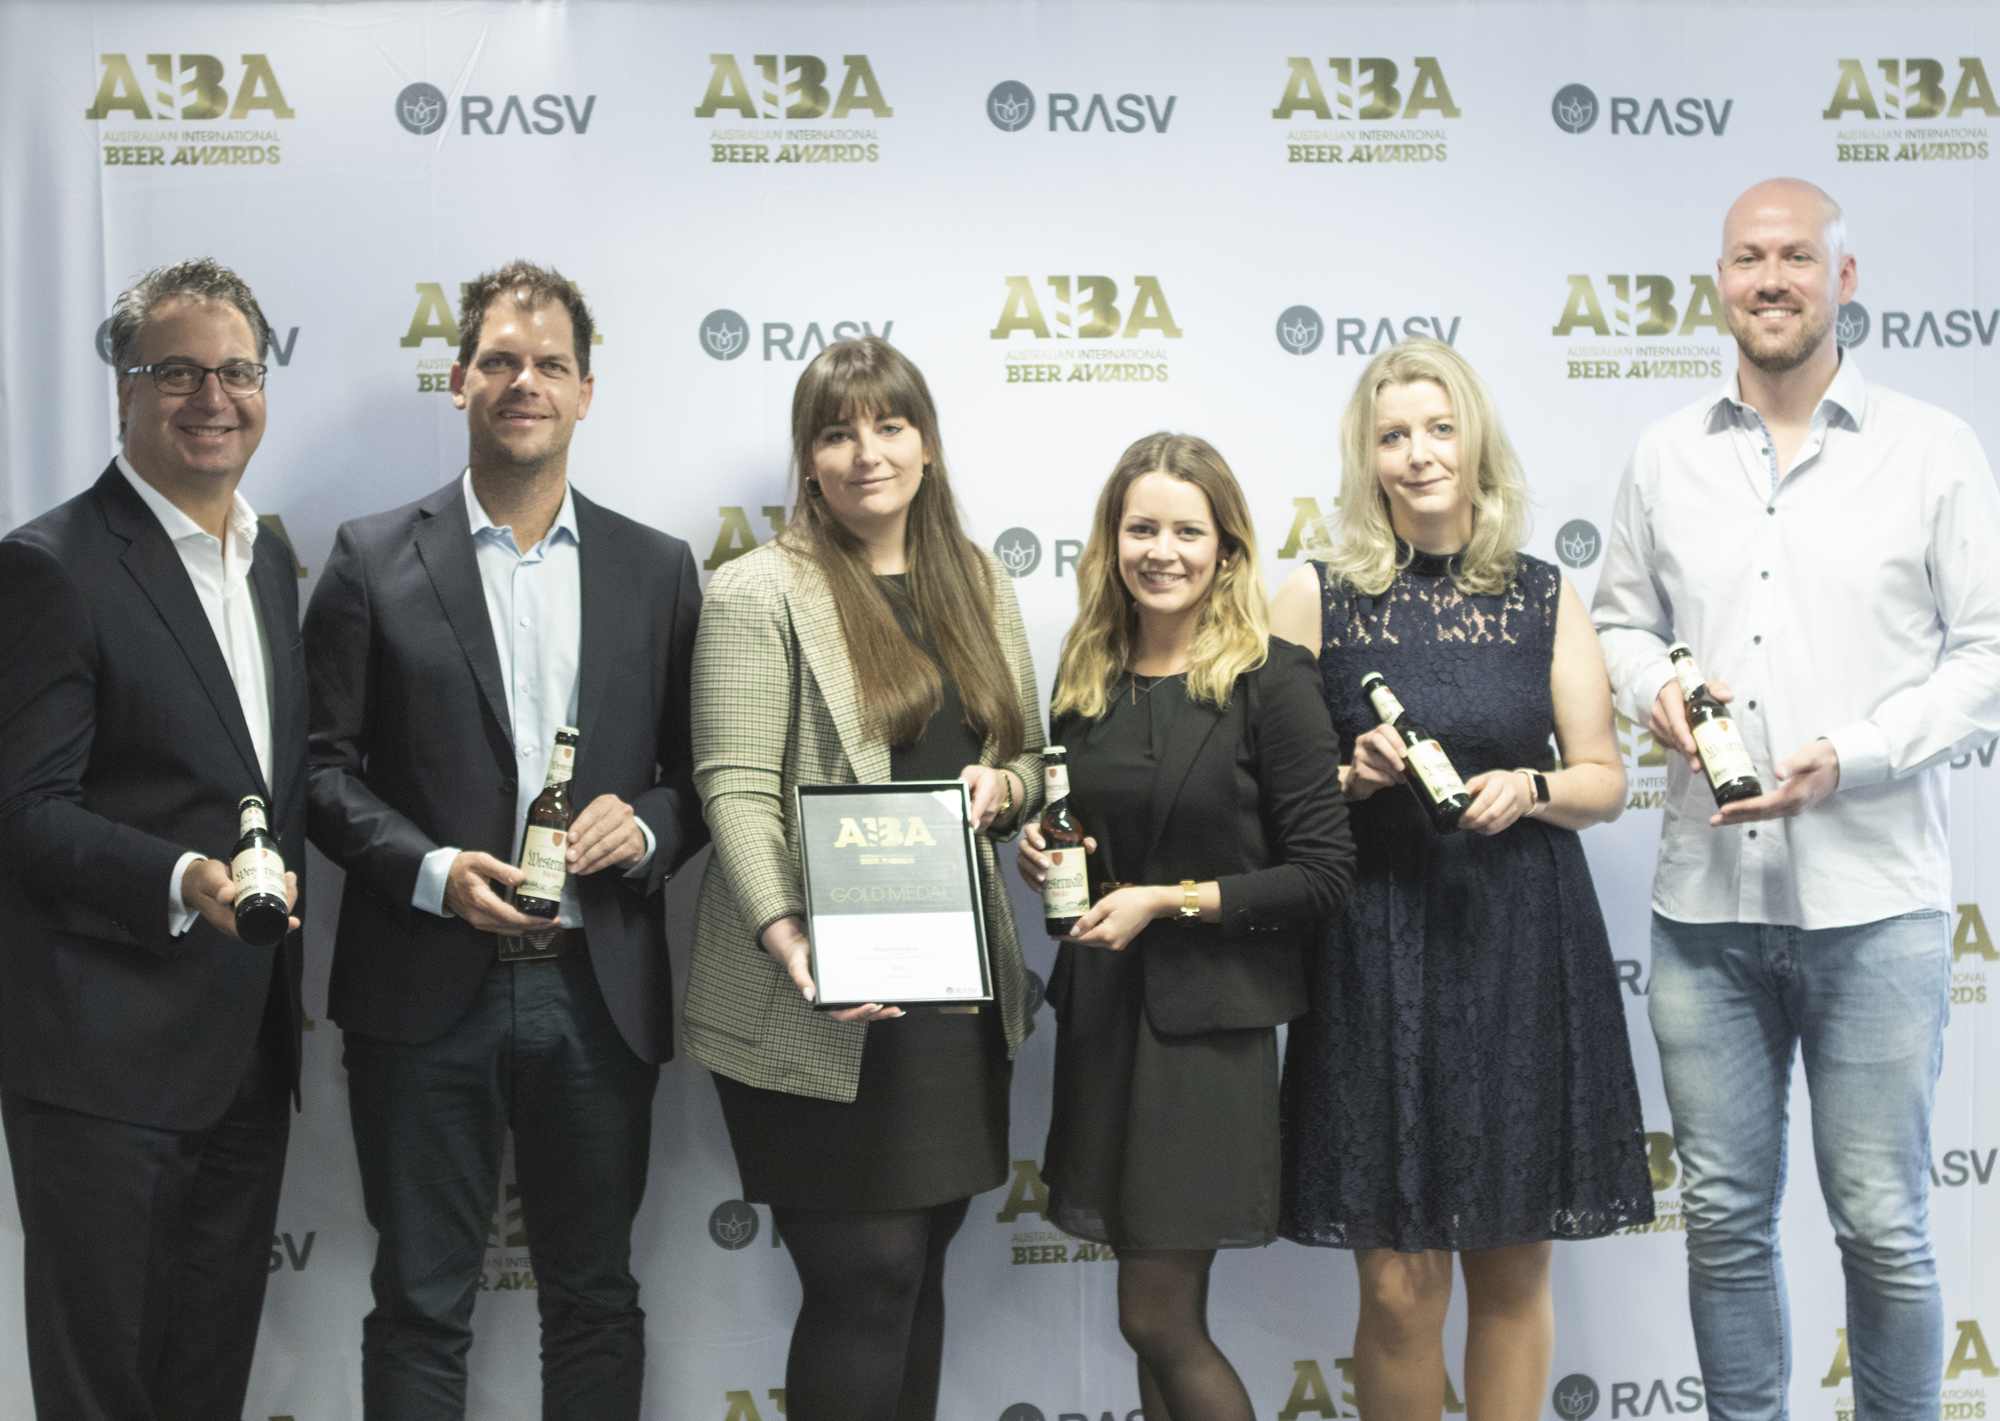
[115,453,261,551]
[1705,350,1866,433]
[461,468,580,550]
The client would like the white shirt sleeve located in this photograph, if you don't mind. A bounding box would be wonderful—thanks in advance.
[167,851,202,936]
[1822,424,2000,790]
[414,844,460,918]
[624,816,658,879]
[1590,448,1681,726]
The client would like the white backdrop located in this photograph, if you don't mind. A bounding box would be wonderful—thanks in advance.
[2,3,1998,1418]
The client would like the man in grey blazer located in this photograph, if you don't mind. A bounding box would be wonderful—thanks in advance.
[304,261,705,1419]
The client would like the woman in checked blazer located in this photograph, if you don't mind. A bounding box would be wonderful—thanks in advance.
[685,337,1044,1421]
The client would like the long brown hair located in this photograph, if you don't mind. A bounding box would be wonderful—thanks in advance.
[780,338,1024,762]
[1052,433,1269,721]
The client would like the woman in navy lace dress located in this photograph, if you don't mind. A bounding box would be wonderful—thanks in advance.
[1271,339,1652,1421]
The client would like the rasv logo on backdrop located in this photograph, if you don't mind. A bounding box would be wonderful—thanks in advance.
[1549,84,1733,137]
[1551,1374,1704,1420]
[1274,56,1458,165]
[697,309,895,364]
[1554,519,1601,570]
[1000,1405,1144,1421]
[991,276,1181,386]
[1553,275,1727,382]
[266,1230,316,1274]
[1843,300,2000,352]
[985,80,1175,133]
[87,52,292,168]
[393,81,597,137]
[1825,58,1996,164]
[697,53,891,165]
[992,528,1086,579]
[399,280,605,394]
[1274,304,1461,359]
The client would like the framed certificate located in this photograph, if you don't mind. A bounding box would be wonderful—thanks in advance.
[794,781,992,1009]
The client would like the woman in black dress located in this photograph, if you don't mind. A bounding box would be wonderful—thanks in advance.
[1017,433,1352,1421]
[1271,339,1651,1421]
[687,338,1044,1421]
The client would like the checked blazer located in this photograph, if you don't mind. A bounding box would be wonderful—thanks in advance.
[684,539,1046,1102]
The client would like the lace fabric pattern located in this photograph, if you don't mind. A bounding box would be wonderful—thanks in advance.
[1279,552,1655,1251]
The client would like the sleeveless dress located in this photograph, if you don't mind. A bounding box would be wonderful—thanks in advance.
[1279,551,1654,1252]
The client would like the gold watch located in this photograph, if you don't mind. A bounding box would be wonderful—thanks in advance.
[1180,880,1200,919]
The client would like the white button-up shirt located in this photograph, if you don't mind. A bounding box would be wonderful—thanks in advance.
[1592,356,2000,929]
[116,456,275,935]
[411,472,652,928]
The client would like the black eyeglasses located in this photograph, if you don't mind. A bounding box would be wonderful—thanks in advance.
[123,361,268,395]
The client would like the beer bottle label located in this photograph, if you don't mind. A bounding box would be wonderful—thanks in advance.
[1673,655,1706,701]
[231,845,287,903]
[1405,739,1468,801]
[543,743,575,786]
[1367,684,1407,724]
[520,826,569,901]
[1692,718,1758,789]
[1045,762,1071,801]
[238,801,269,834]
[1043,847,1090,918]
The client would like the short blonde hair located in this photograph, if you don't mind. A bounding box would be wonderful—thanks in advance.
[1053,433,1268,721]
[1313,337,1530,597]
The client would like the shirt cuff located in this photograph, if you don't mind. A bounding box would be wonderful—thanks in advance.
[167,851,202,936]
[415,845,459,918]
[1823,719,1890,791]
[1633,661,1680,730]
[623,817,657,880]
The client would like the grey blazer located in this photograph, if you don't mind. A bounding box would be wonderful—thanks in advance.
[684,541,1046,1102]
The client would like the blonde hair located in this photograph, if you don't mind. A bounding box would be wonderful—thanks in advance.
[1052,433,1269,721]
[1313,337,1530,597]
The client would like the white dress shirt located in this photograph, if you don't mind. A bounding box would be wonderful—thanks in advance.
[411,472,653,928]
[1591,355,2000,929]
[116,456,275,936]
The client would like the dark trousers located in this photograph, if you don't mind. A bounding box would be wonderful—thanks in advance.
[344,950,659,1421]
[1,1013,291,1421]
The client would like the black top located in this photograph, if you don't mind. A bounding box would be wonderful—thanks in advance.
[883,575,983,781]
[1066,672,1186,888]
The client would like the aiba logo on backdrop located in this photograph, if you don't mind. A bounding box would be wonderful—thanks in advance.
[1825,57,1997,164]
[86,52,293,170]
[696,53,892,165]
[1552,274,1727,383]
[990,274,1182,387]
[397,279,605,396]
[985,79,1176,134]
[393,81,597,138]
[1549,83,1733,137]
[1272,56,1460,167]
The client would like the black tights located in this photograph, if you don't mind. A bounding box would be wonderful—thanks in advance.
[771,1197,969,1421]
[1118,1250,1255,1421]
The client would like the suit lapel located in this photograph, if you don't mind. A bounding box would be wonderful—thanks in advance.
[573,488,620,754]
[1142,689,1227,870]
[250,527,297,805]
[786,556,892,784]
[96,465,267,792]
[412,480,513,744]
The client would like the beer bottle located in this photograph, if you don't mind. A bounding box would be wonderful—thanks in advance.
[230,795,289,947]
[1040,746,1090,937]
[1668,644,1762,807]
[1361,673,1472,833]
[515,727,579,919]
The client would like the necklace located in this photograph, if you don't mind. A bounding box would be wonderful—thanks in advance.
[1127,670,1185,704]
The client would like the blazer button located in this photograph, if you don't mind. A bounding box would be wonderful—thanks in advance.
[501,777,518,795]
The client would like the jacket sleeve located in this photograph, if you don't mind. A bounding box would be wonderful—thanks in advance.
[692,556,806,945]
[628,540,709,893]
[302,522,438,916]
[0,535,187,948]
[1214,640,1354,937]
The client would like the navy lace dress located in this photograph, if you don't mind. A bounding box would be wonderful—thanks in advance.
[1279,551,1653,1252]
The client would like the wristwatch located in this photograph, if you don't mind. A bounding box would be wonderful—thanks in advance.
[1517,768,1550,816]
[1180,880,1200,919]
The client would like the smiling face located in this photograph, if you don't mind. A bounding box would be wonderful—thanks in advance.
[118,296,266,491]
[1117,471,1221,624]
[1373,378,1471,548]
[450,296,593,475]
[811,405,928,541]
[1719,181,1857,374]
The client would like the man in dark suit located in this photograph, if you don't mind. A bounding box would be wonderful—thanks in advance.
[0,258,305,1419]
[305,261,704,1420]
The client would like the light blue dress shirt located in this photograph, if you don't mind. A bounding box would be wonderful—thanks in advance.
[412,472,653,928]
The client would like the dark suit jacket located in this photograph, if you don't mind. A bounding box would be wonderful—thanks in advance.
[0,463,306,1131]
[304,478,705,1062]
[1049,638,1353,1036]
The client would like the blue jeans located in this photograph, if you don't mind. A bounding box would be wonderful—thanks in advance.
[344,951,658,1421]
[1649,910,1950,1421]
